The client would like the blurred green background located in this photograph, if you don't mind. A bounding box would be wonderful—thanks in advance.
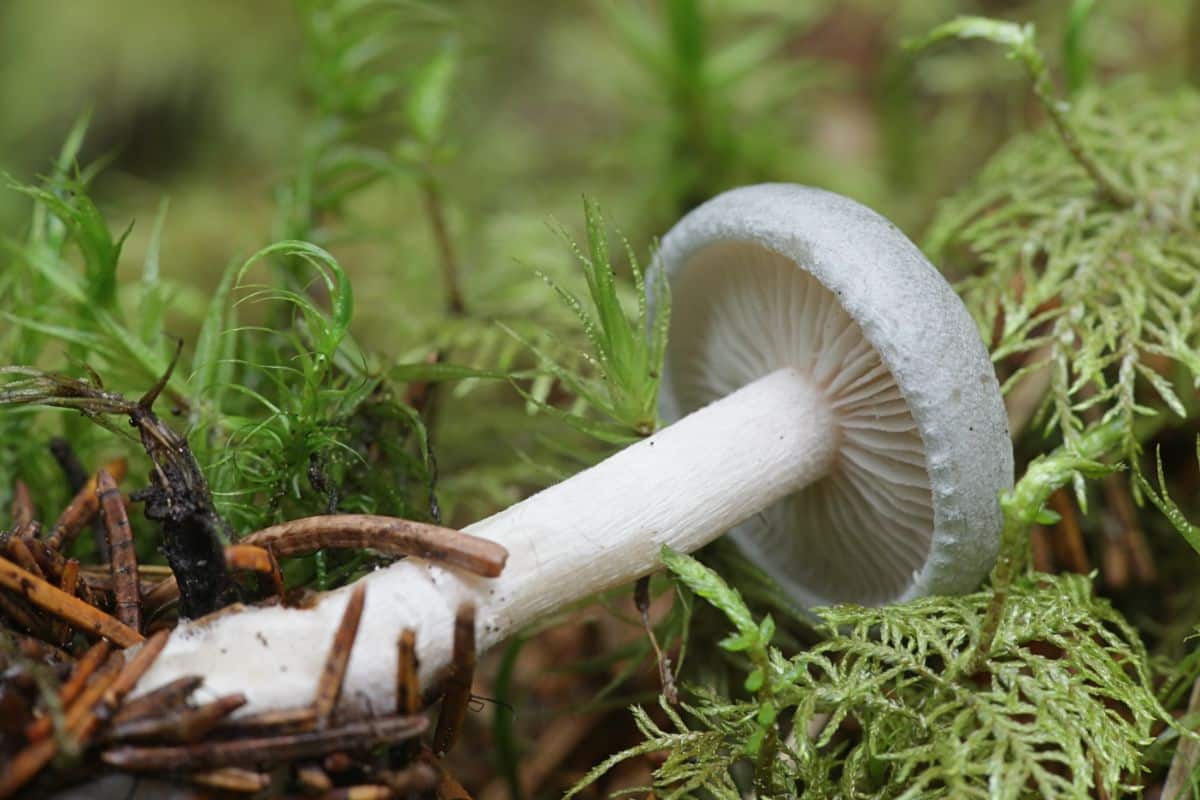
[1,0,1191,294]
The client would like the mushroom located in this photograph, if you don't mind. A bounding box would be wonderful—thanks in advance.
[134,184,1012,714]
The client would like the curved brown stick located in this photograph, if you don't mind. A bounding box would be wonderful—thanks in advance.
[98,470,140,633]
[241,515,508,578]
[45,457,127,552]
[9,480,33,529]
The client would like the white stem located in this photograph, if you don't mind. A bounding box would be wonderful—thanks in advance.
[135,368,836,714]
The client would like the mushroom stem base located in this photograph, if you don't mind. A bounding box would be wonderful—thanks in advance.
[132,368,836,715]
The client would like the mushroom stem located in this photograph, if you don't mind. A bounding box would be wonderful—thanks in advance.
[134,368,837,714]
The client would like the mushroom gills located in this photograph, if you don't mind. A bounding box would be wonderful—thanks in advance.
[664,240,935,606]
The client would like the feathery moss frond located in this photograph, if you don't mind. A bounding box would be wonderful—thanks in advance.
[579,553,1164,799]
[916,20,1200,460]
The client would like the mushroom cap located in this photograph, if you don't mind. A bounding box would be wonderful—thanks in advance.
[651,184,1012,607]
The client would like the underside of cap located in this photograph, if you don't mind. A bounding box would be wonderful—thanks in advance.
[651,184,1013,607]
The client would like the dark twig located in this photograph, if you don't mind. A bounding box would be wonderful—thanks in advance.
[112,675,204,725]
[2,366,238,616]
[241,514,508,578]
[0,590,44,637]
[314,584,366,729]
[101,628,171,707]
[420,175,467,316]
[61,649,126,737]
[9,633,169,797]
[189,768,270,793]
[102,714,428,771]
[1048,489,1089,574]
[382,762,439,795]
[225,544,286,599]
[635,576,678,705]
[397,629,420,716]
[45,458,127,552]
[49,437,109,562]
[141,544,290,615]
[218,706,318,735]
[54,558,81,645]
[433,603,476,756]
[0,556,142,647]
[108,694,247,743]
[48,437,88,494]
[9,480,33,529]
[6,536,44,579]
[322,785,392,799]
[1164,676,1200,799]
[0,737,56,799]
[296,764,334,793]
[98,469,140,633]
[25,639,111,743]
[434,757,475,800]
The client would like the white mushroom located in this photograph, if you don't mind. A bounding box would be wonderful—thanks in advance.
[134,184,1012,715]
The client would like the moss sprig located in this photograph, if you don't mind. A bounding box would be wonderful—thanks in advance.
[915,21,1200,461]
[575,553,1164,799]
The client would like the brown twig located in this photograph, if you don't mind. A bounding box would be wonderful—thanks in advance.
[434,758,475,800]
[0,639,158,796]
[226,543,287,599]
[109,693,247,743]
[6,536,44,579]
[433,603,476,756]
[225,543,273,573]
[54,558,81,645]
[1029,525,1055,573]
[382,762,439,795]
[14,634,71,665]
[98,469,141,633]
[189,767,270,793]
[45,457,127,552]
[23,537,65,583]
[241,515,508,578]
[101,628,171,707]
[113,674,204,724]
[9,480,33,529]
[635,575,678,704]
[420,175,467,316]
[315,584,367,729]
[1163,676,1200,800]
[48,437,88,493]
[0,737,56,799]
[0,555,142,647]
[25,639,111,743]
[397,629,421,715]
[62,649,126,736]
[1048,489,1090,574]
[296,764,334,793]
[324,752,354,773]
[0,589,44,636]
[102,713,428,771]
[480,713,601,800]
[218,706,318,734]
[140,573,181,617]
[1102,474,1157,584]
[141,544,289,616]
[325,785,394,800]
